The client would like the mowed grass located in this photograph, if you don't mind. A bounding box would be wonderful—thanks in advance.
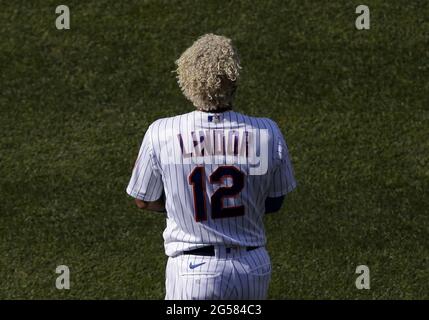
[0,0,428,299]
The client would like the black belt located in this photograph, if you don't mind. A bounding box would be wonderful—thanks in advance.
[183,245,260,256]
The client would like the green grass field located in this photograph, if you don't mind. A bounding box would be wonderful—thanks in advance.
[1,0,428,299]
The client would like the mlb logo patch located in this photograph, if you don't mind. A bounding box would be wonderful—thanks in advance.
[208,114,222,123]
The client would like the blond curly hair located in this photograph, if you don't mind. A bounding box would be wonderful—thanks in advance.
[175,34,241,111]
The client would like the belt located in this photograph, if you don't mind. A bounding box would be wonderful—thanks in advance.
[183,245,260,256]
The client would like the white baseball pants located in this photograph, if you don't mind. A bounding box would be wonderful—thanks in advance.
[165,246,271,300]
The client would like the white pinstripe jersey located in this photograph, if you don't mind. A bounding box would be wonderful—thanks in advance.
[126,110,296,257]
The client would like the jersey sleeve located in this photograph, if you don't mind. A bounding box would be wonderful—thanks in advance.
[268,123,297,197]
[126,125,163,201]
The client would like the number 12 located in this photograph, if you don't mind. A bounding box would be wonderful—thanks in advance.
[188,166,245,222]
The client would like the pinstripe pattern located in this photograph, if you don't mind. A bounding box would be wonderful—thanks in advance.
[165,247,271,300]
[126,110,296,257]
[126,110,296,300]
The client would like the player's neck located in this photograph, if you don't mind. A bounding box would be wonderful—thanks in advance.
[197,105,233,113]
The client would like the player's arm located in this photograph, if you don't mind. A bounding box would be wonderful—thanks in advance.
[135,192,166,212]
[264,196,285,214]
[135,198,165,212]
[126,124,165,213]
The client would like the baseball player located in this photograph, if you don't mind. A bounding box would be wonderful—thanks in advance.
[126,34,296,300]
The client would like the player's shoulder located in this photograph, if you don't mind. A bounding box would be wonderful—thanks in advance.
[146,111,194,131]
[234,111,281,132]
[258,117,281,131]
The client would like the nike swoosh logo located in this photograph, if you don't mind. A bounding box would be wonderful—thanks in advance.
[189,262,206,269]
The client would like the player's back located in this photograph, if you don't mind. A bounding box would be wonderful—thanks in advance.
[128,110,296,257]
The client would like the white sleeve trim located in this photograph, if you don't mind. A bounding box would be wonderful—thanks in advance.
[126,186,162,202]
